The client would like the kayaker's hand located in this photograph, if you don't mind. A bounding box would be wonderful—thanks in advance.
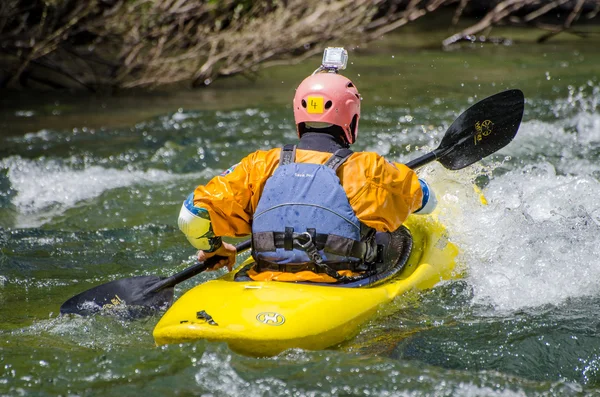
[197,242,237,271]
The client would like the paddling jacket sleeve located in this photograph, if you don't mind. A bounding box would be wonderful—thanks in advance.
[389,162,437,215]
[185,148,424,239]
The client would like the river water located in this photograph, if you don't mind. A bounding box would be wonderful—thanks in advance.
[1,25,600,396]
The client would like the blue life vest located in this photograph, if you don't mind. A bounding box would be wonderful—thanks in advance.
[252,145,372,271]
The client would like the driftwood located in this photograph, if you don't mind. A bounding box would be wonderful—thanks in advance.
[0,0,598,91]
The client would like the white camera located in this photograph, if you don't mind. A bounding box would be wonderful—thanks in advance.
[321,47,348,71]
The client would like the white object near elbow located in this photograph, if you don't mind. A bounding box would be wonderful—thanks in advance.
[178,203,212,250]
[414,179,437,215]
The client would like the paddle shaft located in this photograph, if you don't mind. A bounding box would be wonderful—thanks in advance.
[405,151,436,170]
[144,239,252,294]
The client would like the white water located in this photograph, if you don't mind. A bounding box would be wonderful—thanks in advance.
[0,156,179,228]
[434,101,600,312]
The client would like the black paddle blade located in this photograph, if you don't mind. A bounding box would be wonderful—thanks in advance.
[436,89,524,170]
[60,276,174,316]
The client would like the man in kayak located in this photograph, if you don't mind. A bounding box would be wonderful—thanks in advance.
[178,48,436,283]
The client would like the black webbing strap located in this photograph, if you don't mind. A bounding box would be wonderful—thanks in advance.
[279,145,351,170]
[279,144,296,165]
[252,231,367,259]
[323,148,353,171]
[284,227,294,251]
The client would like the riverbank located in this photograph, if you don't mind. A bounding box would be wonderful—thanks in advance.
[1,0,598,92]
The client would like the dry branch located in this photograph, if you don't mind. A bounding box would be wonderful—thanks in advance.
[0,0,598,91]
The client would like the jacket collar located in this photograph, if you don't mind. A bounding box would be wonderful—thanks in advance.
[297,133,348,153]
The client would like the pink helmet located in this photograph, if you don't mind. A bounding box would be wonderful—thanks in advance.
[293,73,361,144]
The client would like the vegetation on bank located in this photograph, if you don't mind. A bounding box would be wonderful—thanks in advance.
[0,0,598,91]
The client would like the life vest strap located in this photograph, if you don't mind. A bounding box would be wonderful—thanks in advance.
[279,144,297,165]
[252,231,368,259]
[279,145,353,171]
[323,148,353,171]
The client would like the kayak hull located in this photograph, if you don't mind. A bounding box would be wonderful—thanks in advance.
[153,215,459,356]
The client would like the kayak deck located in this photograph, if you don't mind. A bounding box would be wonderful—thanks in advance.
[153,215,459,356]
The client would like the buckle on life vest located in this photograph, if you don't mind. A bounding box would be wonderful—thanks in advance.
[296,232,324,264]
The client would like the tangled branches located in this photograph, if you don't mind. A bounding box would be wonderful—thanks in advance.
[443,0,600,45]
[0,0,380,90]
[0,0,598,91]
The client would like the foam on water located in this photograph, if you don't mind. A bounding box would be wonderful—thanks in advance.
[0,156,177,228]
[434,89,600,312]
[448,165,600,312]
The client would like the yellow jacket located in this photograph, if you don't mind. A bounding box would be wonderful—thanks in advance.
[192,148,423,237]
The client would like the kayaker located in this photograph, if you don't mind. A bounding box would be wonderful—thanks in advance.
[178,48,436,283]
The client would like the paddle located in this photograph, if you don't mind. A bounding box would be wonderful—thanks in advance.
[60,89,524,316]
[60,239,252,316]
[405,89,524,170]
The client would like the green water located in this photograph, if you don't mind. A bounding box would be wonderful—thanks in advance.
[2,23,600,396]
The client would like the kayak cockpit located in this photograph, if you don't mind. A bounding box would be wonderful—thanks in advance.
[233,225,413,288]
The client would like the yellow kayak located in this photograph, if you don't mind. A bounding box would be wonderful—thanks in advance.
[153,214,459,356]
